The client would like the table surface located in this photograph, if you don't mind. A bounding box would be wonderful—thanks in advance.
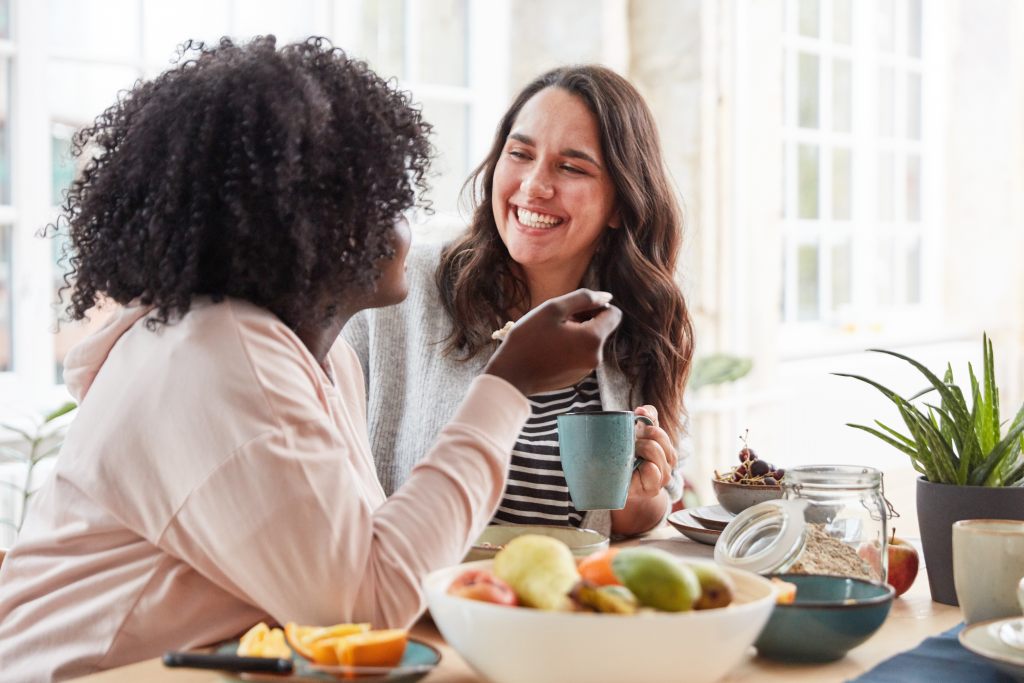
[73,523,962,683]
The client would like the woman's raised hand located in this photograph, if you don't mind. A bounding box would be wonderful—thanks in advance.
[483,289,622,397]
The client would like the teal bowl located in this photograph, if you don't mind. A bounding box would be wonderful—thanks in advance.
[755,574,895,662]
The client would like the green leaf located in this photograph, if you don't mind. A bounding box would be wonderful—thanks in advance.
[43,401,77,424]
[0,446,28,464]
[874,420,917,448]
[984,333,1000,439]
[973,403,1024,486]
[847,423,920,459]
[0,423,35,442]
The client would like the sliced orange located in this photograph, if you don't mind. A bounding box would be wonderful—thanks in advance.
[284,622,370,664]
[333,629,408,667]
[237,622,291,658]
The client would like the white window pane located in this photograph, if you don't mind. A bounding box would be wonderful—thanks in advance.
[0,58,9,205]
[878,151,895,220]
[832,58,852,132]
[876,239,895,307]
[361,0,407,80]
[907,72,922,139]
[51,125,76,208]
[416,0,468,86]
[832,147,852,220]
[47,62,140,127]
[799,144,820,219]
[142,0,231,67]
[878,66,895,137]
[906,153,921,221]
[231,0,320,45]
[49,0,140,62]
[0,224,8,370]
[831,240,852,310]
[420,99,469,214]
[833,0,852,44]
[905,238,921,304]
[907,0,922,57]
[0,0,9,39]
[798,243,820,320]
[799,0,820,37]
[876,0,895,52]
[799,52,820,129]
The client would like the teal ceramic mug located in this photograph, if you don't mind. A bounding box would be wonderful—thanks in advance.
[556,411,655,511]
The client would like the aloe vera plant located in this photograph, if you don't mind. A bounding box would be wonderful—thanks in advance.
[836,334,1024,486]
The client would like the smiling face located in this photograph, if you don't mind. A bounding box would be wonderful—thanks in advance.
[492,87,619,289]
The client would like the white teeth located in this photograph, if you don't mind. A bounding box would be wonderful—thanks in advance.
[516,207,564,228]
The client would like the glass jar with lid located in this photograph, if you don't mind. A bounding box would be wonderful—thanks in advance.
[715,465,889,583]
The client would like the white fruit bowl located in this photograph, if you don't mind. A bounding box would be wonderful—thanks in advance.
[424,558,776,683]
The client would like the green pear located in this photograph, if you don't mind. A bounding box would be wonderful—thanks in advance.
[611,547,701,612]
[493,535,580,611]
[689,563,735,609]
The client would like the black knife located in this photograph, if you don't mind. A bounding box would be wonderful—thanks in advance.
[163,651,294,675]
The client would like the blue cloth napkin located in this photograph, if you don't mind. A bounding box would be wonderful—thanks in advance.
[848,624,1016,682]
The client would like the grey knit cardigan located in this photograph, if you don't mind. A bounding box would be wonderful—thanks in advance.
[342,242,681,536]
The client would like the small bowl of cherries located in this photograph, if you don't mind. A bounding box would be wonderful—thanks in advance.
[712,432,785,515]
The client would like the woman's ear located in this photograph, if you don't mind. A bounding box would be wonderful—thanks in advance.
[608,208,622,229]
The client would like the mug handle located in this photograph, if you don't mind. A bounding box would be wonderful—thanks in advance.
[631,415,656,471]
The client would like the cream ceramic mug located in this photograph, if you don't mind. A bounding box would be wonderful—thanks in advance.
[952,519,1024,624]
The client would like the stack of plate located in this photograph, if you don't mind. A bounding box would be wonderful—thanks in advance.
[667,505,735,546]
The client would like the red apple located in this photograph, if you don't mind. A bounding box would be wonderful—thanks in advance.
[887,534,920,597]
[447,569,519,606]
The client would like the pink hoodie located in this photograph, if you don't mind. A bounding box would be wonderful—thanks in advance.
[0,298,528,682]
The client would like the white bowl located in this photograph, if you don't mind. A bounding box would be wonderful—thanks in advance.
[425,558,776,683]
[465,525,608,562]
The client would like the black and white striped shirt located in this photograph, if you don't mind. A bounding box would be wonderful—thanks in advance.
[491,374,602,528]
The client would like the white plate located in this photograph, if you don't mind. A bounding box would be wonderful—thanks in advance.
[667,510,721,546]
[688,505,735,531]
[959,617,1024,681]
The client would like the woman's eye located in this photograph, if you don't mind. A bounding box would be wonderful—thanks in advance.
[561,164,585,175]
[508,149,529,160]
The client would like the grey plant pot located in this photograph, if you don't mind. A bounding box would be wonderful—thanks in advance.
[917,477,1024,605]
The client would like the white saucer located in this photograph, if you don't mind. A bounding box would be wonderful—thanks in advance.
[688,505,735,531]
[959,617,1024,681]
[666,510,721,546]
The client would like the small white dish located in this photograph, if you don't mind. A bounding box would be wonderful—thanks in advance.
[959,617,1024,681]
[667,510,721,546]
[688,505,735,531]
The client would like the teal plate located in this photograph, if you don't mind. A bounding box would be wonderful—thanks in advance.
[214,637,441,682]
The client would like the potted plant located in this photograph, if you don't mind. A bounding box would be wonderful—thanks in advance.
[0,402,77,552]
[835,335,1024,605]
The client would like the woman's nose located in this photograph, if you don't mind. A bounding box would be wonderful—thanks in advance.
[521,167,554,199]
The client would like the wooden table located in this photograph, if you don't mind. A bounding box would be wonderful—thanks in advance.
[74,527,961,683]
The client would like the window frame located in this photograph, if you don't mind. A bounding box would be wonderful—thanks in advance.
[0,0,510,409]
[777,0,947,358]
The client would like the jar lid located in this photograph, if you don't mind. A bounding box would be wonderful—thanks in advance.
[714,499,809,574]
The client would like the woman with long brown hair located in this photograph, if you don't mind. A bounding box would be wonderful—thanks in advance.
[345,64,694,535]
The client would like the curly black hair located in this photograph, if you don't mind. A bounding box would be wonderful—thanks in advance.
[52,35,432,330]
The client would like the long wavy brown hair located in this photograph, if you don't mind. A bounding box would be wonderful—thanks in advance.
[436,65,694,441]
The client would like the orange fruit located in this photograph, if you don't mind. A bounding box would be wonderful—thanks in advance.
[237,622,291,658]
[284,622,370,664]
[334,629,408,667]
[578,548,622,586]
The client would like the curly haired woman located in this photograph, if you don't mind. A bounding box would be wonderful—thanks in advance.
[0,38,619,681]
[345,65,694,537]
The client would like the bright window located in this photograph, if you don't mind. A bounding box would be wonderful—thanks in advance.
[780,0,933,336]
[0,0,505,408]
